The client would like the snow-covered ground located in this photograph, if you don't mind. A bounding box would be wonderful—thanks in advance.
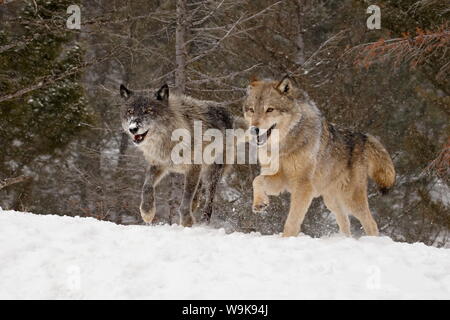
[0,209,449,300]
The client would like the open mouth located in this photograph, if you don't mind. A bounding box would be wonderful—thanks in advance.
[256,123,276,146]
[133,130,148,144]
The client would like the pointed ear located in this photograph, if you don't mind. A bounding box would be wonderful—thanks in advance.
[249,75,259,85]
[155,84,169,101]
[246,76,260,94]
[120,84,132,100]
[275,75,296,94]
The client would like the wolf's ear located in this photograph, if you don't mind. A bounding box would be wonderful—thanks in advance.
[275,75,295,95]
[120,84,132,100]
[249,75,259,85]
[156,84,169,101]
[246,76,259,94]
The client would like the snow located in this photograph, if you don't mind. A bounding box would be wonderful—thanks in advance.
[0,209,449,300]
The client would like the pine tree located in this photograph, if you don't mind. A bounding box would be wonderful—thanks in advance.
[0,0,91,178]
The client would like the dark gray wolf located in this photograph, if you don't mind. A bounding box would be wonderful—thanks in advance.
[119,84,236,226]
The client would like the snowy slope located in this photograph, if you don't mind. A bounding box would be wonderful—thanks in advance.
[0,209,449,300]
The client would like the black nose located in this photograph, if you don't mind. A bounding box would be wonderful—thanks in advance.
[250,126,260,136]
[129,127,138,134]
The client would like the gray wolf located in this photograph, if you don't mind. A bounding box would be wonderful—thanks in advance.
[243,76,395,237]
[119,84,235,226]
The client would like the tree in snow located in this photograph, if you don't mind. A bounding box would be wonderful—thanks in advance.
[0,0,92,211]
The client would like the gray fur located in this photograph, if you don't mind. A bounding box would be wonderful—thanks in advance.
[119,84,234,226]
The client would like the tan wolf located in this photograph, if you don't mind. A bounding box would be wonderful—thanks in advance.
[243,76,395,237]
[119,84,237,227]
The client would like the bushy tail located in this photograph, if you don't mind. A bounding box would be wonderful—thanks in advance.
[366,135,396,194]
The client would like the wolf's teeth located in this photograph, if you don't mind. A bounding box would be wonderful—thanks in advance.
[132,130,148,144]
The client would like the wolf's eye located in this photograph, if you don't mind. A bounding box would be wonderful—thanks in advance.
[266,108,274,113]
[127,110,133,116]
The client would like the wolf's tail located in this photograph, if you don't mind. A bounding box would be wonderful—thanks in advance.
[365,135,396,194]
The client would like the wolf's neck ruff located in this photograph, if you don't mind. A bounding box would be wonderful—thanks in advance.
[279,102,322,157]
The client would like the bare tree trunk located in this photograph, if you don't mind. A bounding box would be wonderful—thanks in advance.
[117,133,129,170]
[175,0,187,93]
[112,3,135,223]
[295,0,307,66]
[117,5,133,171]
[167,0,189,224]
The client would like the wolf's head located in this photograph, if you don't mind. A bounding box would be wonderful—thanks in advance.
[119,84,170,145]
[243,76,301,146]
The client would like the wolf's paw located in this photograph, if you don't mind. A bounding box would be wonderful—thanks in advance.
[282,228,300,238]
[252,202,269,214]
[140,205,156,224]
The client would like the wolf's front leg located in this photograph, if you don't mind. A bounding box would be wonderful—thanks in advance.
[252,174,284,213]
[179,165,202,227]
[140,165,166,224]
[252,175,270,213]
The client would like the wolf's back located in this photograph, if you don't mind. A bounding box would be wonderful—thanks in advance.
[365,135,396,193]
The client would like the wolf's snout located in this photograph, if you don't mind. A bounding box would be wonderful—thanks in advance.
[128,121,148,144]
[129,121,139,134]
[250,126,260,136]
[129,127,139,134]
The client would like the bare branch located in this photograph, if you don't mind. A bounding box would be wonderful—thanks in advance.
[0,176,32,191]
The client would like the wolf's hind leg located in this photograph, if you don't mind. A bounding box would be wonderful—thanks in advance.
[179,165,202,227]
[200,163,224,223]
[353,208,378,236]
[323,195,351,236]
[140,166,166,224]
[343,191,379,236]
